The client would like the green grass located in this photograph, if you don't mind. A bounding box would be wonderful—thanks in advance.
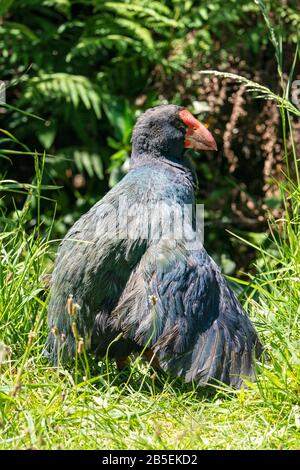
[0,271,300,452]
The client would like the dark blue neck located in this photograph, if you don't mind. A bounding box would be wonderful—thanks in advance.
[129,154,198,191]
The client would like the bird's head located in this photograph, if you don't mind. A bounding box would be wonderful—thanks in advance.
[131,104,217,166]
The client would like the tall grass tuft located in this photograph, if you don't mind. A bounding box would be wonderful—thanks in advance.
[200,0,300,421]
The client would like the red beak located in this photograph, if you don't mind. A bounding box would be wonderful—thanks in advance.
[179,109,217,151]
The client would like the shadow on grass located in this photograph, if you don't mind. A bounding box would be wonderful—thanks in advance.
[57,352,240,403]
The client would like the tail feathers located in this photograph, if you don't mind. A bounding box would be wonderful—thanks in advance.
[155,310,260,388]
[111,245,261,388]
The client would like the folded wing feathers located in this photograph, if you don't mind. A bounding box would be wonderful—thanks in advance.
[111,243,260,387]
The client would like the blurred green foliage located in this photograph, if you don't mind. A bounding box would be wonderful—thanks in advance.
[0,0,299,272]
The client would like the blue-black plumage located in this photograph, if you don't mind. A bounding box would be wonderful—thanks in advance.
[46,104,261,388]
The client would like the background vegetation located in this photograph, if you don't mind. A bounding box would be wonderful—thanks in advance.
[1,0,299,273]
[0,0,299,450]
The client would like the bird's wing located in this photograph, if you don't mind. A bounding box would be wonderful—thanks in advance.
[112,240,260,387]
[45,176,147,363]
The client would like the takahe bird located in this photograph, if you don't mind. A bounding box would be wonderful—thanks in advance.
[46,104,261,388]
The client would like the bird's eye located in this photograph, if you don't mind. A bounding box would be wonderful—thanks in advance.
[174,119,185,130]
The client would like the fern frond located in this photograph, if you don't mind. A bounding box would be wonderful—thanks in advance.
[25,73,101,118]
[57,147,104,180]
[0,21,38,41]
[113,18,154,49]
[102,2,178,28]
[67,35,136,61]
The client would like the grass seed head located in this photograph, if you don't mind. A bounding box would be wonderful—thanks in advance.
[51,326,59,337]
[71,321,79,341]
[77,337,85,354]
[149,294,158,306]
[28,331,37,345]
